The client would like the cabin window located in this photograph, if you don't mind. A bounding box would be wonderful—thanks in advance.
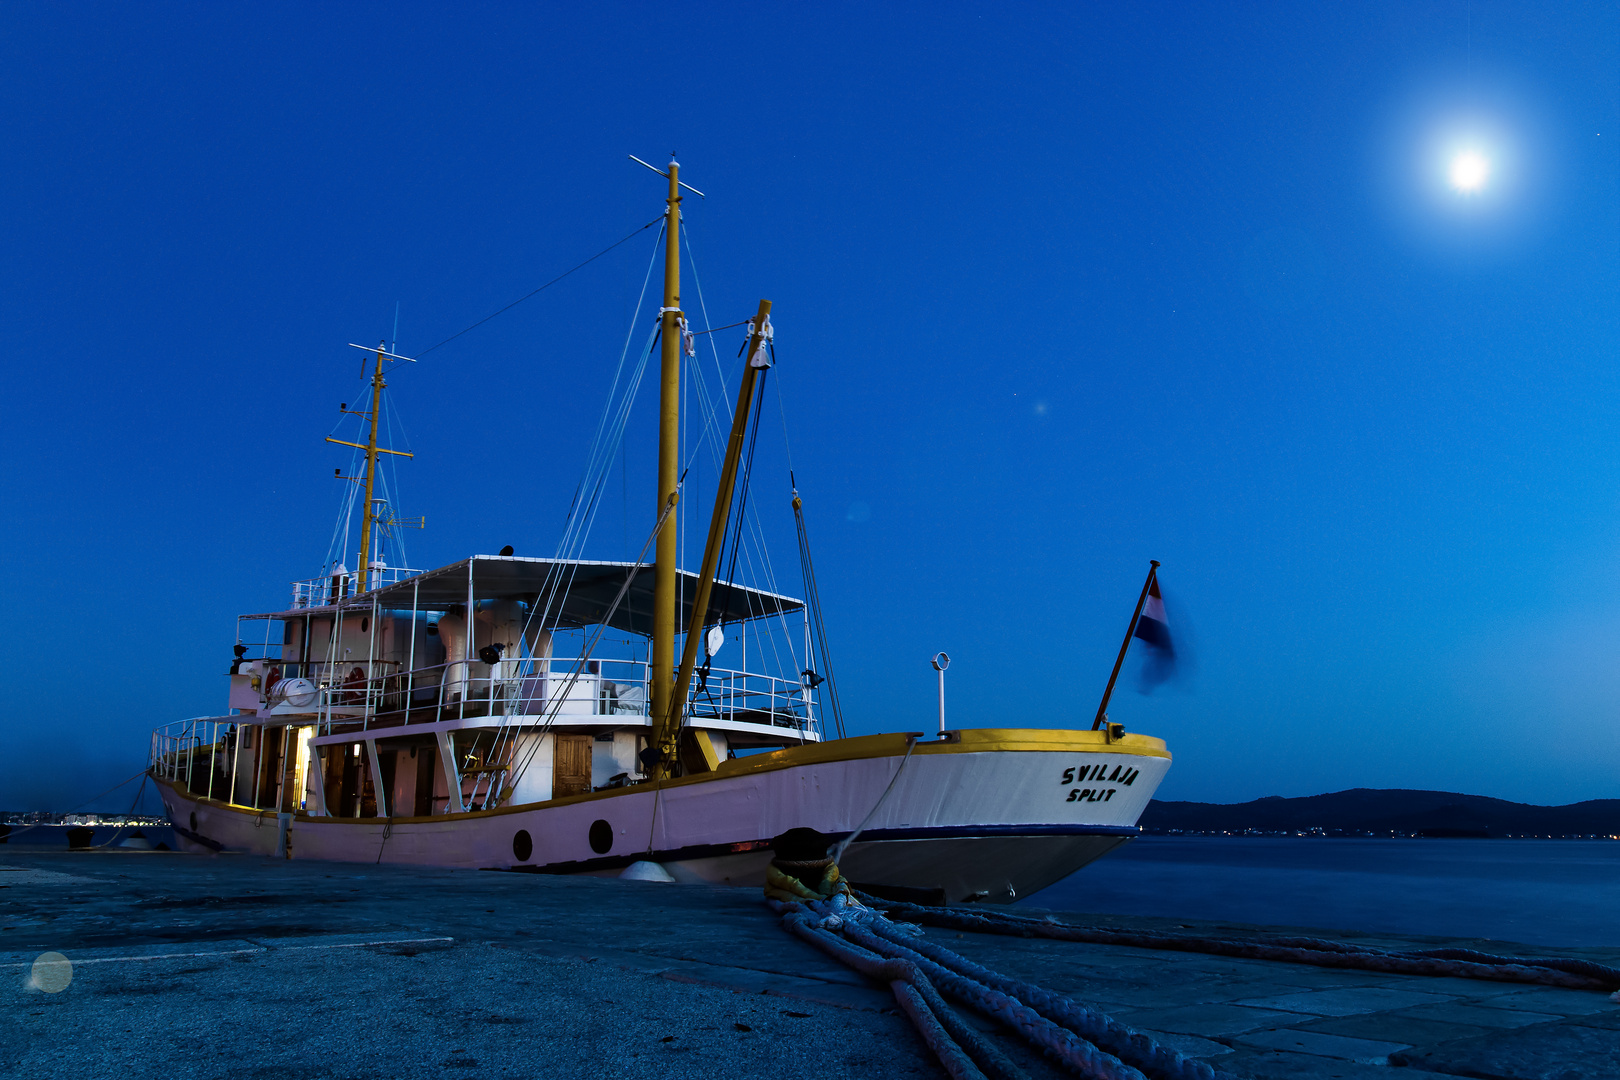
[360,617,369,633]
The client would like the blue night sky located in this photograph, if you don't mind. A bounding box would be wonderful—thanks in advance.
[3,4,1617,811]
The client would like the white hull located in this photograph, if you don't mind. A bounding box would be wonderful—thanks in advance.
[158,730,1168,903]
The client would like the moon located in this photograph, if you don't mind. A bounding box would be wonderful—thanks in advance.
[1449,151,1489,192]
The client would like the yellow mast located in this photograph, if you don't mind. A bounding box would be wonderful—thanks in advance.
[357,342,387,592]
[327,341,413,595]
[649,161,683,770]
[663,299,773,771]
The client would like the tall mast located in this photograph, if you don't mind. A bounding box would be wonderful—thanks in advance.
[327,341,414,595]
[358,342,387,593]
[650,160,683,759]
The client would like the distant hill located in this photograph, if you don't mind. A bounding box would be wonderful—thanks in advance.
[1140,788,1620,838]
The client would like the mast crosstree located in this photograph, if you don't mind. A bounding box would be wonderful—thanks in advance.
[327,341,416,595]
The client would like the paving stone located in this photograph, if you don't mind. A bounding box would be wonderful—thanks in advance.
[1231,986,1453,1017]
[1476,987,1620,1017]
[1134,1030,1232,1058]
[1392,1020,1620,1080]
[1116,1003,1304,1036]
[1179,977,1351,1006]
[1297,1012,1490,1045]
[1571,1008,1620,1030]
[1369,975,1543,999]
[1394,1000,1566,1029]
[1219,1049,1457,1080]
[1232,1027,1411,1062]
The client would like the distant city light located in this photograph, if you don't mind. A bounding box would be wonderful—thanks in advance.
[1449,151,1490,192]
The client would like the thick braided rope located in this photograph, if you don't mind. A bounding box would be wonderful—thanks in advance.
[836,917,1150,1080]
[774,905,989,1080]
[777,905,1031,1080]
[860,897,1618,993]
[890,980,990,1080]
[901,975,1032,1080]
[858,917,1225,1080]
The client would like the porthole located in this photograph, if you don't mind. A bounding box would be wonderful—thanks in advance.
[360,617,369,633]
[588,819,613,854]
[512,829,533,862]
[189,811,198,832]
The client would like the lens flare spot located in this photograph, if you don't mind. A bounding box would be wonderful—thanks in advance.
[28,952,72,993]
[1449,151,1489,192]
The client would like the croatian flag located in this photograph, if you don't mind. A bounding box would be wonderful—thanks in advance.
[1133,574,1175,688]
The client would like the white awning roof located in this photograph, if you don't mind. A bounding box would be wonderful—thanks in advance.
[247,555,803,638]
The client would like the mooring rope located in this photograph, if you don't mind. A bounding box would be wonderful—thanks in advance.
[763,829,1620,1080]
[772,894,1221,1080]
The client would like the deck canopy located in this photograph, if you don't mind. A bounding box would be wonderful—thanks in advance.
[253,554,804,637]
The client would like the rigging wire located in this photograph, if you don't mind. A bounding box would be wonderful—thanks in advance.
[521,224,666,640]
[682,226,807,722]
[684,224,838,738]
[690,318,752,336]
[500,482,683,796]
[414,216,664,360]
[793,479,847,739]
[483,228,667,794]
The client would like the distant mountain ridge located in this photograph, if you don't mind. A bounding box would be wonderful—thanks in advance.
[1140,788,1620,838]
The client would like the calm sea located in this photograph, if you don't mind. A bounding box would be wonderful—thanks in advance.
[1023,836,1620,948]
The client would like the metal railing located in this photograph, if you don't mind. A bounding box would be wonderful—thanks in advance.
[151,717,315,813]
[302,655,818,737]
[288,566,424,609]
[150,718,238,806]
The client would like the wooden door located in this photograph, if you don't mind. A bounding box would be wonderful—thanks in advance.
[554,735,592,797]
[257,727,284,809]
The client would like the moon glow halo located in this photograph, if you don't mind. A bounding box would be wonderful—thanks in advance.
[1449,151,1490,192]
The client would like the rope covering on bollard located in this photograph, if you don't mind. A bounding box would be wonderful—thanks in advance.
[851,894,1620,994]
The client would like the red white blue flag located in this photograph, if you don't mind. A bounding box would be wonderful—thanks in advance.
[1133,573,1175,688]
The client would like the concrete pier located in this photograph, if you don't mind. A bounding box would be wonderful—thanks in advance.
[2,850,1615,1078]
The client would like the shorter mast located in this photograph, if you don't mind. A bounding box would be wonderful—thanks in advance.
[651,299,774,778]
[328,341,415,594]
[1091,560,1159,731]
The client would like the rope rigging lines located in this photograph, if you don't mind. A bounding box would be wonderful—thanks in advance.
[401,214,850,805]
[413,216,665,361]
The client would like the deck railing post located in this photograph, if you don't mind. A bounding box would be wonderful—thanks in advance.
[407,578,419,721]
[460,559,474,721]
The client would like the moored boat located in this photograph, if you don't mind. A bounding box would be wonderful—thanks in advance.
[148,158,1172,902]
